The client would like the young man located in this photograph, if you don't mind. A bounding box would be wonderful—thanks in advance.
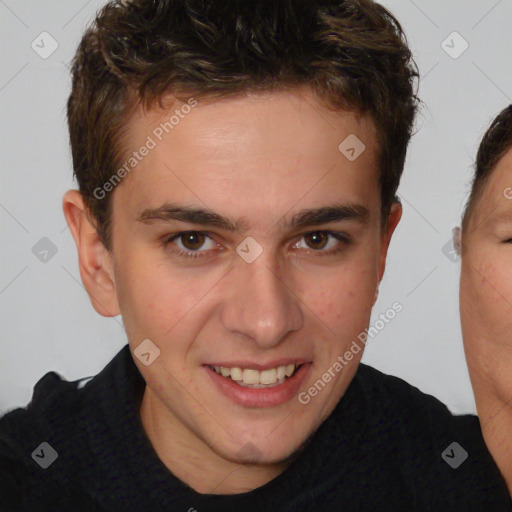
[459,104,512,496]
[1,0,510,510]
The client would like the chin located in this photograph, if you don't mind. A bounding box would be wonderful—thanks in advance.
[251,426,318,465]
[210,431,307,466]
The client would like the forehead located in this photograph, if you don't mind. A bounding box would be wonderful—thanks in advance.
[113,88,381,220]
[128,88,377,155]
[469,147,512,227]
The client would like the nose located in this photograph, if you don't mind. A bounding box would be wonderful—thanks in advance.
[220,253,303,349]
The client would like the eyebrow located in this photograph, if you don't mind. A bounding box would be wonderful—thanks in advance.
[136,202,370,232]
[482,212,512,228]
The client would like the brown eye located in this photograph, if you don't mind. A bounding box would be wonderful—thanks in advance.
[304,231,329,250]
[180,232,206,250]
[293,231,350,256]
[163,231,219,259]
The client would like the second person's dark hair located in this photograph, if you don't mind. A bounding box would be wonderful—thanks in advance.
[462,105,512,231]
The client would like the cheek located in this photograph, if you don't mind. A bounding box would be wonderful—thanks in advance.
[115,250,235,361]
[461,250,512,404]
[299,262,377,328]
[461,255,512,336]
[114,253,200,339]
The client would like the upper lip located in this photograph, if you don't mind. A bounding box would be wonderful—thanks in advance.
[204,359,310,371]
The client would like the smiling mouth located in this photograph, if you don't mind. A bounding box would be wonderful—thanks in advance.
[207,364,303,388]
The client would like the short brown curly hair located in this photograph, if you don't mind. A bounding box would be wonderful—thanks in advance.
[66,0,419,249]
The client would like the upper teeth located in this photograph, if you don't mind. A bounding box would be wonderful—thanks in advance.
[210,364,298,386]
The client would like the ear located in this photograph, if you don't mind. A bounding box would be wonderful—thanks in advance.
[62,190,120,317]
[377,201,402,284]
[452,226,462,256]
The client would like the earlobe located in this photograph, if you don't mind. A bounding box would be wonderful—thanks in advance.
[62,190,120,318]
[373,286,379,305]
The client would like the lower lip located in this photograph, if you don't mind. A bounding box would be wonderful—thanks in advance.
[204,363,311,408]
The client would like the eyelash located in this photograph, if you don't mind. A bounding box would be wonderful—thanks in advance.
[162,230,351,259]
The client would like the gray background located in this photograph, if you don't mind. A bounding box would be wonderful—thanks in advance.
[1,0,511,415]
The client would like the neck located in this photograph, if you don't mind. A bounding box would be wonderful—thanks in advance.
[478,397,512,495]
[139,387,291,494]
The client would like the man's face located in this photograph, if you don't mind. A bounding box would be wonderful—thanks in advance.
[460,147,512,411]
[106,88,398,464]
